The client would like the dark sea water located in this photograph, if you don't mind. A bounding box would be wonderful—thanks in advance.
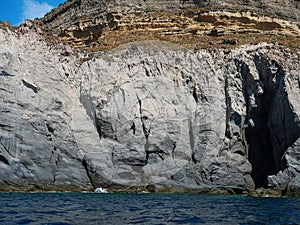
[0,193,299,225]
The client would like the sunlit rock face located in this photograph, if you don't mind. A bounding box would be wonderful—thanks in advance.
[0,0,299,195]
[40,0,300,50]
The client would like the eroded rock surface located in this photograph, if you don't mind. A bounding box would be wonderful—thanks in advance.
[0,23,299,195]
[39,0,300,50]
[0,28,92,191]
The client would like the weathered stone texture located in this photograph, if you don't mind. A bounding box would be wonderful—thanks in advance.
[1,24,299,195]
[39,0,300,51]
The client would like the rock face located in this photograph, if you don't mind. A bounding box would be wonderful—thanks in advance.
[0,27,92,191]
[40,0,300,50]
[0,0,300,195]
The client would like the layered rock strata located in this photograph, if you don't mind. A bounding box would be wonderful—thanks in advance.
[40,0,300,50]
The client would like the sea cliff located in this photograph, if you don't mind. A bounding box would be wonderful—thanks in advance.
[0,0,300,196]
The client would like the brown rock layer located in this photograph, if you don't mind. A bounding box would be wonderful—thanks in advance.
[39,0,300,50]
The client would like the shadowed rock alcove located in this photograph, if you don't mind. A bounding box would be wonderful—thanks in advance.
[241,55,300,188]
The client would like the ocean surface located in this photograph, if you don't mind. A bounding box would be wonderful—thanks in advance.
[0,193,299,225]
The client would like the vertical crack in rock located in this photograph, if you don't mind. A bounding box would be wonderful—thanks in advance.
[46,123,54,134]
[138,99,150,139]
[121,88,126,103]
[138,97,142,115]
[0,155,9,165]
[137,96,150,162]
[52,175,56,183]
[224,71,232,139]
[94,116,103,139]
[240,56,300,188]
[245,101,276,188]
[130,121,136,135]
[0,139,13,158]
[189,119,197,163]
[240,59,276,188]
[82,158,95,189]
[172,142,177,159]
[240,115,248,157]
[192,85,199,103]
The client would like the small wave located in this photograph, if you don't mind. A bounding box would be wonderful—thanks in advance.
[94,187,108,193]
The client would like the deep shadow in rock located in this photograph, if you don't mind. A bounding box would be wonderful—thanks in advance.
[245,107,277,188]
[240,55,300,188]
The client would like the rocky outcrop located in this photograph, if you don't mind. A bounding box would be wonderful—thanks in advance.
[0,27,92,191]
[0,20,300,195]
[39,0,300,50]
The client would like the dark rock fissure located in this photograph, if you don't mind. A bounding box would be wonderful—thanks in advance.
[148,149,165,160]
[192,85,198,103]
[189,119,197,164]
[0,155,9,165]
[145,139,150,162]
[138,97,151,162]
[95,116,103,139]
[46,123,54,133]
[22,79,39,93]
[240,57,300,188]
[239,59,277,188]
[245,104,277,188]
[82,158,95,189]
[172,142,176,158]
[0,139,14,158]
[94,114,116,140]
[130,122,136,135]
[224,71,232,139]
[0,70,14,77]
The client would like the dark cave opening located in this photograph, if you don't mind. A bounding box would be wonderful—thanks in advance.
[245,102,278,188]
[239,55,300,189]
[240,57,291,189]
